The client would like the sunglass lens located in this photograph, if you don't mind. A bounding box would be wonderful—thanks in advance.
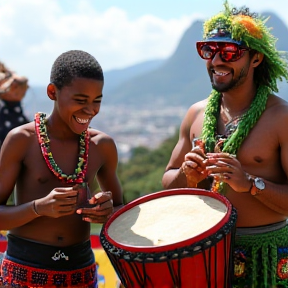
[220,44,240,61]
[200,45,216,60]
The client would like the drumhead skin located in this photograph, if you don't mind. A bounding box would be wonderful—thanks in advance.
[108,194,227,247]
[101,188,233,253]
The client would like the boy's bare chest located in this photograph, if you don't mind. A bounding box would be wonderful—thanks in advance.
[23,138,102,189]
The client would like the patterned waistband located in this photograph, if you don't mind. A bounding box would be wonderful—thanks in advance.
[6,234,94,270]
[236,220,287,236]
[0,258,97,288]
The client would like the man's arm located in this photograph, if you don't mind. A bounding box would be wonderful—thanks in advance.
[162,103,208,189]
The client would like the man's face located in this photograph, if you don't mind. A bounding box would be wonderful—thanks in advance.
[208,54,251,93]
[197,41,253,93]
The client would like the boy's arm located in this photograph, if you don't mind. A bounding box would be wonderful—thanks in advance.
[0,127,40,230]
[77,135,124,223]
[96,136,123,209]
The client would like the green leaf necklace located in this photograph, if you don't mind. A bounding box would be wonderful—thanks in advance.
[201,85,270,193]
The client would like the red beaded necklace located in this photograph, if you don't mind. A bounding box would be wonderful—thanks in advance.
[35,112,90,184]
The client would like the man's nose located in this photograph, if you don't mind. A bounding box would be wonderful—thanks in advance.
[211,51,223,64]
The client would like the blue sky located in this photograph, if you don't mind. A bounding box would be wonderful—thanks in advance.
[1,0,287,86]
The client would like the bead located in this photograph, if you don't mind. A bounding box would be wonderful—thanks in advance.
[34,113,89,184]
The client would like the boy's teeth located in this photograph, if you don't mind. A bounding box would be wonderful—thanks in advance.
[76,117,89,124]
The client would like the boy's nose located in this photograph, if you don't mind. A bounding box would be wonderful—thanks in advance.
[83,103,100,116]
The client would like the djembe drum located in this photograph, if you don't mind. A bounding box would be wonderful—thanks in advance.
[100,188,237,288]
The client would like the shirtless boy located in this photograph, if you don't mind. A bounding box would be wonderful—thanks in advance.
[162,2,288,287]
[0,50,123,287]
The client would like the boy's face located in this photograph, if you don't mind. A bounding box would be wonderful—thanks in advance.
[48,77,103,134]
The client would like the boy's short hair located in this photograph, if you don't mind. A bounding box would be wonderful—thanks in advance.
[50,50,104,89]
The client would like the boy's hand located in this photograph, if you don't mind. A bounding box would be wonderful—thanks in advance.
[35,187,78,218]
[76,191,114,223]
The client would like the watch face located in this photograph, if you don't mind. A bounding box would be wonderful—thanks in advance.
[255,178,265,190]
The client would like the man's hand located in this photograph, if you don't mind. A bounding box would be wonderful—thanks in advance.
[181,145,209,187]
[206,152,252,192]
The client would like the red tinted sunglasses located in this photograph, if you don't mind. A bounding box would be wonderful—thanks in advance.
[196,41,249,62]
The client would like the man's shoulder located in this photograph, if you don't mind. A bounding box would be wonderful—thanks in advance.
[190,98,209,109]
[184,98,208,119]
[185,99,208,116]
[266,94,288,114]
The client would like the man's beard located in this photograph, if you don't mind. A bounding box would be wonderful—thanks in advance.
[210,67,249,93]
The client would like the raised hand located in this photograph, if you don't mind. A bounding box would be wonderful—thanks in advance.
[181,138,209,187]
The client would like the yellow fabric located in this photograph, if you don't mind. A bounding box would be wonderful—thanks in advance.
[94,248,121,288]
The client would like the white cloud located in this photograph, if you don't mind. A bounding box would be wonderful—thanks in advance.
[0,0,287,86]
[0,0,195,85]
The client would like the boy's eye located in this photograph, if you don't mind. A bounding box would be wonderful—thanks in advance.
[75,99,85,103]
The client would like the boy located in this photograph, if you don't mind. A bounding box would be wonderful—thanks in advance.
[0,50,123,287]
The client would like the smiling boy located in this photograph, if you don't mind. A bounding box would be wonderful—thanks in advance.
[0,50,123,287]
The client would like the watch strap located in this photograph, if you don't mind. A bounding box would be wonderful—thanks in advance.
[250,184,259,196]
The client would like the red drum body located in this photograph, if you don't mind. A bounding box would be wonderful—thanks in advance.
[100,188,237,288]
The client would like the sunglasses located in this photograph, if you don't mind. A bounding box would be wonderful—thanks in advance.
[196,41,250,62]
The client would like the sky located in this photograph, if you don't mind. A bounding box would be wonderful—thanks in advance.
[1,0,287,86]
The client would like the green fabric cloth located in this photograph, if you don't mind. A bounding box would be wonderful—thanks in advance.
[233,224,288,288]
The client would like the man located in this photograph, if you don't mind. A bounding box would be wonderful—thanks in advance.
[0,50,123,287]
[162,1,288,287]
[0,61,29,148]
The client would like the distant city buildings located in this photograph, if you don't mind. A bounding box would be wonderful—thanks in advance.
[91,105,187,162]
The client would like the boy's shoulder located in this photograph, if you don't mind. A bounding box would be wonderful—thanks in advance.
[5,121,35,142]
[88,127,115,144]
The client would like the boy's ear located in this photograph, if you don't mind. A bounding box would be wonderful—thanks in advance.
[47,83,57,100]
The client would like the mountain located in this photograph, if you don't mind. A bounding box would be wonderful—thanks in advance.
[103,59,164,93]
[101,12,288,108]
[23,12,288,114]
[101,20,210,108]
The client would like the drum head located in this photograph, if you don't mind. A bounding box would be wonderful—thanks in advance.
[106,189,228,248]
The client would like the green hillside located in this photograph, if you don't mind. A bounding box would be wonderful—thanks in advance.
[118,129,179,204]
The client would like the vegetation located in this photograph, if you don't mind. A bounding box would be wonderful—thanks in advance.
[118,129,179,204]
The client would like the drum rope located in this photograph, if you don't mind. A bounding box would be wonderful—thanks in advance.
[166,259,181,287]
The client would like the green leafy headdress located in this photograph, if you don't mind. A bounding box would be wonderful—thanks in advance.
[201,0,288,92]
